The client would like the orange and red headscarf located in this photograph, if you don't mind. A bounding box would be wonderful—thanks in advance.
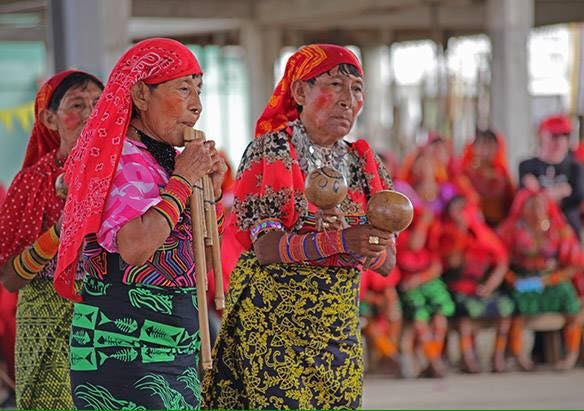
[255,44,362,137]
[55,38,203,301]
[0,70,100,268]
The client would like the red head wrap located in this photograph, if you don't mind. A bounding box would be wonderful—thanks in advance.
[55,38,203,301]
[255,44,362,137]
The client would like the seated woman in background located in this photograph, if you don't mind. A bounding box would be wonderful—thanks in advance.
[436,195,513,373]
[400,146,460,218]
[397,205,454,378]
[497,189,582,370]
[360,267,402,374]
[459,129,515,228]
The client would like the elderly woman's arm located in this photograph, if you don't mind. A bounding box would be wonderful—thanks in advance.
[0,224,61,292]
[117,209,175,266]
[117,139,225,266]
[253,224,396,275]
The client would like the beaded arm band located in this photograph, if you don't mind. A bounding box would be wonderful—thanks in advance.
[250,219,285,242]
[12,225,60,281]
[153,175,193,230]
[278,230,347,264]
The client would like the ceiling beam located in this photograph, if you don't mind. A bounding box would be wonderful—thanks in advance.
[0,0,45,14]
[255,0,424,25]
[0,25,45,40]
[286,2,484,31]
[131,0,253,19]
[535,0,584,26]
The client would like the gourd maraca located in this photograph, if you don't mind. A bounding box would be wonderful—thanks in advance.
[304,166,348,230]
[55,173,68,199]
[367,190,414,233]
[364,190,414,267]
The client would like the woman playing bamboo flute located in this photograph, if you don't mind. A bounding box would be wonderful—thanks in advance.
[53,38,226,410]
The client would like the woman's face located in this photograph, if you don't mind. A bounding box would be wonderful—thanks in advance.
[47,81,102,155]
[447,197,467,226]
[411,152,435,183]
[135,75,202,146]
[295,66,364,146]
[473,136,498,163]
[427,139,450,167]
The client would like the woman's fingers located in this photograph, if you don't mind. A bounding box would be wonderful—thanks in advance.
[343,224,395,258]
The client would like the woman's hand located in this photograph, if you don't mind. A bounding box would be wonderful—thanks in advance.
[174,139,214,185]
[55,213,64,236]
[521,173,540,192]
[317,207,347,231]
[476,260,508,297]
[205,141,227,199]
[400,275,421,292]
[342,225,393,258]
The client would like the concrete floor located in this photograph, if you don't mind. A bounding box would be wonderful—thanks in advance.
[363,369,584,409]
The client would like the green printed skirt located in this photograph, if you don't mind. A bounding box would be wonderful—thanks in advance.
[203,251,363,410]
[452,292,515,319]
[70,276,201,410]
[400,278,455,322]
[512,281,581,316]
[16,278,79,410]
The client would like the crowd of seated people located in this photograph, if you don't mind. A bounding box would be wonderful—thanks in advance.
[361,115,584,378]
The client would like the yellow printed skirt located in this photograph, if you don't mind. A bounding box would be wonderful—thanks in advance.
[203,251,363,410]
[15,279,79,410]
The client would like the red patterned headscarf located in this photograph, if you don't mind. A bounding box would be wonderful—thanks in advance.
[255,44,362,137]
[55,38,203,301]
[0,70,101,268]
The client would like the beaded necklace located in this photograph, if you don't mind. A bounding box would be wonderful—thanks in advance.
[290,119,349,176]
[130,125,176,176]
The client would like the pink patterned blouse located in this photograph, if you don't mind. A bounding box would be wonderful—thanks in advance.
[82,138,224,288]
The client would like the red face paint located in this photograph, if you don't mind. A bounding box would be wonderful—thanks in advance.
[60,110,84,131]
[314,91,334,111]
[353,99,363,115]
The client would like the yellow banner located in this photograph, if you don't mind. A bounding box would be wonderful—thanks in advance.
[0,102,34,133]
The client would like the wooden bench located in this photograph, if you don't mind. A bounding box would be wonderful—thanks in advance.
[361,313,569,375]
[472,313,566,364]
